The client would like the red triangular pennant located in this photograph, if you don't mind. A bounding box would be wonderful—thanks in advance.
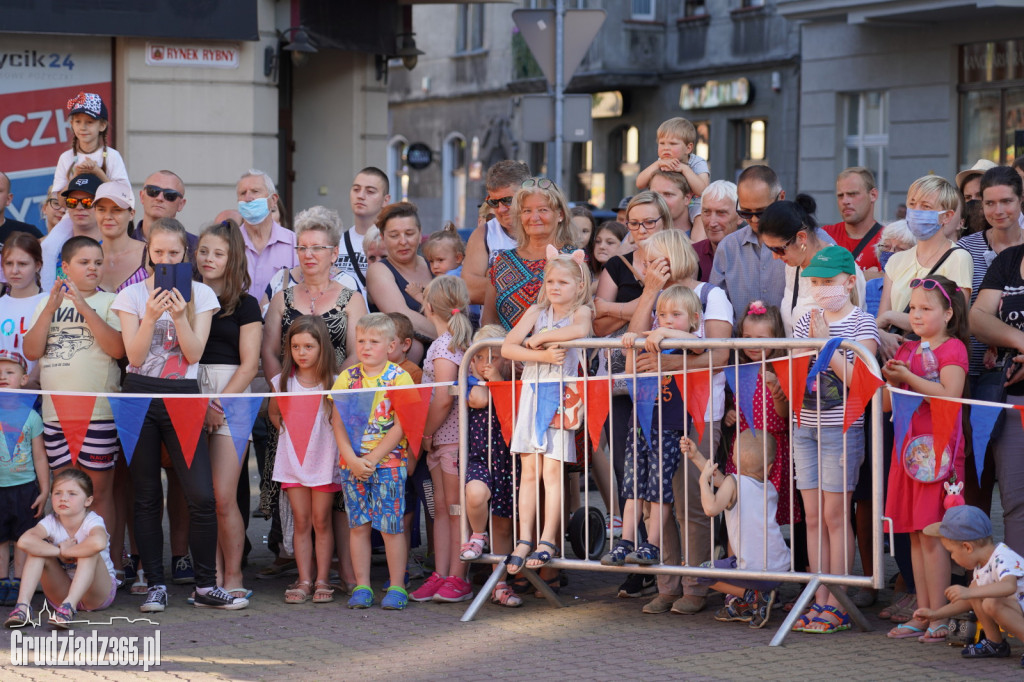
[676,370,711,443]
[163,396,209,468]
[931,397,961,478]
[277,394,324,466]
[772,355,810,426]
[50,394,97,465]
[1017,405,1024,432]
[388,385,433,457]
[489,380,522,447]
[843,358,885,433]
[584,378,610,451]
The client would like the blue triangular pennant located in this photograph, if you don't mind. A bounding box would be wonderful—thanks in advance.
[890,392,923,456]
[108,396,152,465]
[969,404,1004,486]
[807,337,844,390]
[725,363,761,432]
[0,392,38,458]
[221,396,263,464]
[534,379,561,435]
[627,375,660,438]
[332,391,377,454]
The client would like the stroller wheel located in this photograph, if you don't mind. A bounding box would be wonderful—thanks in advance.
[568,506,607,560]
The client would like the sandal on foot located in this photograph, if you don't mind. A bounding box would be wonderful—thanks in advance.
[804,605,851,634]
[887,621,927,639]
[534,573,562,598]
[284,580,312,604]
[919,622,951,643]
[4,603,32,628]
[525,541,559,570]
[225,587,253,600]
[313,581,335,604]
[792,604,824,632]
[504,540,534,576]
[492,582,523,607]
[460,533,488,561]
[130,568,149,596]
[49,602,77,629]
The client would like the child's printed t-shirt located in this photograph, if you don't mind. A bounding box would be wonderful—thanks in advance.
[0,293,47,374]
[975,542,1024,609]
[331,361,413,468]
[0,410,43,487]
[31,293,121,422]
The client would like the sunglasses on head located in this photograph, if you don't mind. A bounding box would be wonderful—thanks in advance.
[143,185,183,202]
[910,278,960,306]
[521,177,555,190]
[64,196,94,209]
[485,195,513,208]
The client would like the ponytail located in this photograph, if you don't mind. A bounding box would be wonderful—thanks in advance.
[422,275,472,352]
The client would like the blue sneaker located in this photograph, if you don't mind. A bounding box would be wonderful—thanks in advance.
[172,554,195,585]
[600,540,634,567]
[381,586,408,610]
[347,585,374,609]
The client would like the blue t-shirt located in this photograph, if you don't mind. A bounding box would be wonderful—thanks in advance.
[0,410,43,487]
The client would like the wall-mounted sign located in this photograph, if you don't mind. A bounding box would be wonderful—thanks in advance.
[591,91,623,119]
[407,143,433,170]
[146,42,240,69]
[961,40,1024,84]
[679,77,751,110]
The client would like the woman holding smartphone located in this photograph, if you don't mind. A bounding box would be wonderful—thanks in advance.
[112,218,247,613]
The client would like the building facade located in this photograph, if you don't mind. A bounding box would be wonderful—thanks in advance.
[388,0,802,231]
[779,0,1024,222]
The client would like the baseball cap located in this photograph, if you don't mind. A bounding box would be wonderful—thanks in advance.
[923,505,992,542]
[617,196,633,211]
[66,91,109,121]
[0,350,28,372]
[801,245,856,278]
[61,174,103,197]
[955,159,997,189]
[94,181,135,210]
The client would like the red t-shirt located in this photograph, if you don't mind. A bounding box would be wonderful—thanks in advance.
[822,221,882,272]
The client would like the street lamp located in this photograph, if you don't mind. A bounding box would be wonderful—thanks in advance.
[264,26,319,79]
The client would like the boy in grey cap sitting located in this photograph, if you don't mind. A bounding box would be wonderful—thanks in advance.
[914,505,1024,665]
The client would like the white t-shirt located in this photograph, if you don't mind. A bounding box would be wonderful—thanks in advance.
[975,542,1024,613]
[31,292,122,421]
[111,280,219,380]
[332,227,368,294]
[694,282,734,422]
[726,474,790,573]
[52,147,129,194]
[39,511,116,584]
[39,216,74,292]
[0,292,47,374]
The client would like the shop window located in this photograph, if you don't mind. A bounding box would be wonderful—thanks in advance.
[387,136,409,203]
[456,5,485,54]
[843,91,888,215]
[695,121,710,165]
[734,119,767,175]
[442,133,467,228]
[960,87,1024,165]
[684,1,707,16]
[631,0,655,20]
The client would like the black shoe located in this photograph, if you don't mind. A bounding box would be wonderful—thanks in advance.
[962,637,1010,658]
[617,573,657,598]
[141,585,168,613]
[194,586,249,610]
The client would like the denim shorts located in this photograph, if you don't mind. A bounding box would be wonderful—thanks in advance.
[792,424,864,493]
[342,466,407,534]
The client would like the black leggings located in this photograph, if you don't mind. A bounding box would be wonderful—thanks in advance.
[123,374,217,588]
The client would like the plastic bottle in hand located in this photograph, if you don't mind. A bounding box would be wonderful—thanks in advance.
[921,341,940,382]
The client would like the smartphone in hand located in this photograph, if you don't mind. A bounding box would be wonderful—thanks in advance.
[154,263,193,302]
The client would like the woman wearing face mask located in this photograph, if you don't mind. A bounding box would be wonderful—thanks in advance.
[758,195,867,336]
[865,221,916,317]
[876,176,972,360]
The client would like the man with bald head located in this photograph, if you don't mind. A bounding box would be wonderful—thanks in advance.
[132,170,197,255]
[0,171,43,243]
[709,165,787,322]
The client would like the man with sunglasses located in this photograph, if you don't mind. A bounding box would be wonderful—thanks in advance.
[463,160,530,304]
[132,170,197,256]
[0,172,43,246]
[39,173,103,290]
[709,165,788,324]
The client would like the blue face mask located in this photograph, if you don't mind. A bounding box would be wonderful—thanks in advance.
[878,249,894,271]
[906,208,945,241]
[238,197,270,225]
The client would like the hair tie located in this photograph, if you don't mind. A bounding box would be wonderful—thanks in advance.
[748,302,767,315]
[451,308,460,315]
[220,220,231,228]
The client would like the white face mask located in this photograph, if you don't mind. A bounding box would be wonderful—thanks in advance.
[811,283,849,312]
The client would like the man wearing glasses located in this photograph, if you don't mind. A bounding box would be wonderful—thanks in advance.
[235,169,297,300]
[463,160,531,304]
[0,171,44,244]
[132,170,197,257]
[709,165,788,324]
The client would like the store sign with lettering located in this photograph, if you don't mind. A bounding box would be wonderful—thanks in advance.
[679,77,751,111]
[961,40,1024,84]
[146,42,240,69]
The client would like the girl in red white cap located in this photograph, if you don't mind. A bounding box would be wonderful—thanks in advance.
[52,92,128,194]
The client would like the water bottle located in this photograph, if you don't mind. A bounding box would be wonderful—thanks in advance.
[921,341,940,382]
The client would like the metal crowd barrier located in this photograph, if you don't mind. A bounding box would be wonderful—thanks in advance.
[456,337,885,646]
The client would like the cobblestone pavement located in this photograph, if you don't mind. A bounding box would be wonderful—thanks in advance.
[2,479,1018,680]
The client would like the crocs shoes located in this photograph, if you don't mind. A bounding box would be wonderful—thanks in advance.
[347,585,374,609]
[381,586,408,610]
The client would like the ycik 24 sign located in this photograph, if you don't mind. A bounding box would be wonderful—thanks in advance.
[0,37,112,234]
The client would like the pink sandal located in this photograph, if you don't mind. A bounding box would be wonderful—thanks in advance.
[491,582,523,608]
[460,533,488,561]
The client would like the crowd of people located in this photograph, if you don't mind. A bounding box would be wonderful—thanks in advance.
[1,95,1024,667]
